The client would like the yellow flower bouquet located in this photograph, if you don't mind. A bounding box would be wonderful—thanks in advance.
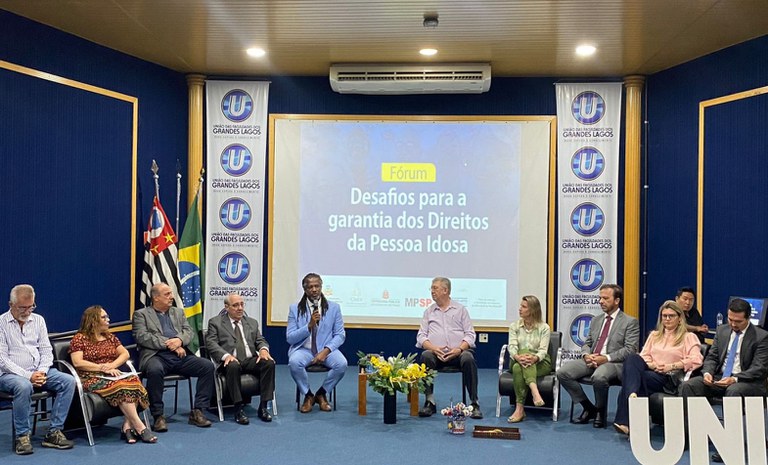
[358,351,436,396]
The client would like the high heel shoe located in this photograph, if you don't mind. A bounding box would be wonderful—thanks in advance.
[137,428,158,444]
[507,412,526,423]
[613,423,630,437]
[121,429,138,444]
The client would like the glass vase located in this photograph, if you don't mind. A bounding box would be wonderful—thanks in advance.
[449,417,466,434]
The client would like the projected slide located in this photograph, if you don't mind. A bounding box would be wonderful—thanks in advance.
[269,116,553,329]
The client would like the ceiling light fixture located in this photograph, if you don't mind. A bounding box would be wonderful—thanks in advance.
[423,14,439,28]
[246,47,266,58]
[575,44,596,57]
[420,48,438,56]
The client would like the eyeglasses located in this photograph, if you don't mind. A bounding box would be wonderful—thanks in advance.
[660,313,679,319]
[15,304,36,312]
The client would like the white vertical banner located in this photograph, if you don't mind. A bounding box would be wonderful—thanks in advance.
[556,83,622,350]
[204,81,269,327]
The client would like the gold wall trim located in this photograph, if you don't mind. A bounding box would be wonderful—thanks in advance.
[0,59,139,319]
[697,84,768,313]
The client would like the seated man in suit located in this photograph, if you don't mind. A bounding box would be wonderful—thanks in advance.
[556,283,640,428]
[681,297,768,463]
[133,283,215,431]
[0,284,75,455]
[416,276,483,419]
[287,273,347,413]
[206,293,275,424]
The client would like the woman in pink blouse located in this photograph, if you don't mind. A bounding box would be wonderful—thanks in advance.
[612,300,703,436]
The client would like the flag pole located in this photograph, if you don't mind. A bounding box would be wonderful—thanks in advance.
[175,159,182,235]
[151,159,160,200]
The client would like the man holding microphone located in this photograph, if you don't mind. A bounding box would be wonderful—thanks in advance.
[287,273,347,413]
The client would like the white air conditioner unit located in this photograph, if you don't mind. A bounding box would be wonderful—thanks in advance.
[329,63,491,95]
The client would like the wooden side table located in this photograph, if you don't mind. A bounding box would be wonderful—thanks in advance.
[357,369,420,416]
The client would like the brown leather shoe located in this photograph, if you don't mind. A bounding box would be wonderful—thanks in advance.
[188,409,212,427]
[316,392,332,412]
[152,415,168,432]
[300,394,315,413]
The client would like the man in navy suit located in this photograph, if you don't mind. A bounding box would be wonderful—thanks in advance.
[287,273,347,413]
[206,293,275,424]
[681,297,768,462]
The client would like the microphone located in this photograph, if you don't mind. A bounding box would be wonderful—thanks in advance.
[312,299,321,324]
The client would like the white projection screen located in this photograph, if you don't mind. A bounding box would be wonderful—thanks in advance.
[267,115,555,330]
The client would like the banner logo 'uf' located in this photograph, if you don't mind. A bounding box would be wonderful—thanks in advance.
[571,203,604,236]
[220,144,252,177]
[218,252,250,284]
[571,259,604,292]
[570,314,593,346]
[221,90,253,122]
[571,91,605,125]
[571,147,605,180]
[220,198,251,231]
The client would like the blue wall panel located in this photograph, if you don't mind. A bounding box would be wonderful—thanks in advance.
[645,34,768,331]
[0,10,187,330]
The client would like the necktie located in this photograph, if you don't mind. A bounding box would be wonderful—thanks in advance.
[721,331,741,377]
[592,315,613,355]
[311,304,319,355]
[234,320,247,362]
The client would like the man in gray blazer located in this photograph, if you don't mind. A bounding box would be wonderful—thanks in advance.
[557,284,640,428]
[133,283,215,432]
[206,293,275,425]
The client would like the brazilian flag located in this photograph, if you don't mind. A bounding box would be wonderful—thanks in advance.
[178,192,204,354]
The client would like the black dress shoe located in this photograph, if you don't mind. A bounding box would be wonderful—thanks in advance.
[418,401,436,417]
[593,410,606,428]
[234,409,250,425]
[470,403,483,419]
[572,408,596,424]
[711,452,723,463]
[257,407,273,422]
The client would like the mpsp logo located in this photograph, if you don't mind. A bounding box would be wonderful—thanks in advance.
[218,252,250,284]
[219,198,251,231]
[571,147,605,180]
[221,90,253,122]
[571,203,604,236]
[220,144,252,177]
[571,91,605,125]
[570,259,604,292]
[570,313,593,346]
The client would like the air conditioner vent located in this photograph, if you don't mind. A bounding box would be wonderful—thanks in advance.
[330,63,491,95]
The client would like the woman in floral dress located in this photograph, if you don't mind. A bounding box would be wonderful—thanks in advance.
[69,305,156,444]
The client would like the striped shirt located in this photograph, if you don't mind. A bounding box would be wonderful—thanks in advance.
[0,310,53,378]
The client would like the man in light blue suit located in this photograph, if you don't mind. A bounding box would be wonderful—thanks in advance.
[287,273,347,413]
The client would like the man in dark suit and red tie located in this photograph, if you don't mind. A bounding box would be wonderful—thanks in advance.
[557,283,640,428]
[206,293,276,425]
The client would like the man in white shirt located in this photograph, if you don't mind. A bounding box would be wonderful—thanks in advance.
[0,284,75,455]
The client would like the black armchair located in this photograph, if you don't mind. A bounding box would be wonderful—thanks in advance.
[51,338,150,446]
[496,330,562,420]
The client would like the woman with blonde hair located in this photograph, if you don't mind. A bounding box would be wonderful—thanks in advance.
[612,300,703,436]
[506,295,551,422]
[70,305,157,444]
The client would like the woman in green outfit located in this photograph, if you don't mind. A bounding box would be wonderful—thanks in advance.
[507,295,551,423]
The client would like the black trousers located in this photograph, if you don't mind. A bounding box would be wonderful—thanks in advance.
[420,349,479,403]
[144,351,215,417]
[221,356,276,405]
